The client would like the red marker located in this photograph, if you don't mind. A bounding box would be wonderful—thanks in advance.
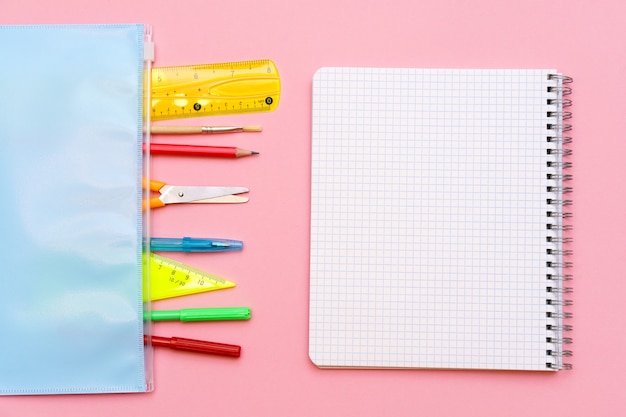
[143,143,259,158]
[145,335,241,357]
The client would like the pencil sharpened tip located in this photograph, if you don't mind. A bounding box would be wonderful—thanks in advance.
[251,151,260,155]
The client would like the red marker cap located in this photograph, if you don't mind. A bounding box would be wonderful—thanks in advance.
[145,335,241,358]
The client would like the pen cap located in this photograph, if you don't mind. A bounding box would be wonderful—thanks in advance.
[180,307,251,321]
[170,336,241,357]
[146,335,241,357]
[148,237,243,252]
[183,237,243,252]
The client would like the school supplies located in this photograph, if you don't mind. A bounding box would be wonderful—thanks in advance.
[145,143,259,158]
[147,307,251,322]
[150,125,262,134]
[143,177,249,209]
[309,68,573,371]
[147,252,236,301]
[150,237,243,252]
[146,335,241,357]
[151,60,280,120]
[0,24,271,395]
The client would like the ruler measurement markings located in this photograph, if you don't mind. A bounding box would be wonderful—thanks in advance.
[150,59,280,120]
[146,253,236,301]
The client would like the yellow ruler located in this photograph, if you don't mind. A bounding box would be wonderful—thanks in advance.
[144,252,236,301]
[150,59,280,120]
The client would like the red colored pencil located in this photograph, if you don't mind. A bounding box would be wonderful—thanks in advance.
[143,143,259,158]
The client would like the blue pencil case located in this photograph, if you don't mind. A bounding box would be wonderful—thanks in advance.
[0,24,154,394]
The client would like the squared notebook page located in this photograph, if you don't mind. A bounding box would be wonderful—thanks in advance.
[310,68,558,371]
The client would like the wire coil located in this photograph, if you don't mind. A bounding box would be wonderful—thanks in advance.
[545,73,573,371]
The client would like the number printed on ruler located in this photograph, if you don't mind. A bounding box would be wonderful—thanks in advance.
[151,59,281,120]
[146,253,236,301]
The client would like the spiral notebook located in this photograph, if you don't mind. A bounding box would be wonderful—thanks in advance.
[309,68,573,371]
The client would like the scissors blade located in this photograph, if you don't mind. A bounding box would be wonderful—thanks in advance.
[159,185,249,204]
[192,195,249,203]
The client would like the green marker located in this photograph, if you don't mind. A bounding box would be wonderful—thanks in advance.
[145,307,251,322]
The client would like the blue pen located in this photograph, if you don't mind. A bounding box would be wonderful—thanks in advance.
[149,237,243,252]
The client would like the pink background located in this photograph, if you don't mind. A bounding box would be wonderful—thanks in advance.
[2,0,624,415]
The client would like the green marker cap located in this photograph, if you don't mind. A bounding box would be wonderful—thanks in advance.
[146,307,251,322]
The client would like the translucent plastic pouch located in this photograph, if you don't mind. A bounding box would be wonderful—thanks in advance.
[0,24,153,394]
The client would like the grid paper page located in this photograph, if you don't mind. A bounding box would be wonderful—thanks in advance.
[309,68,559,370]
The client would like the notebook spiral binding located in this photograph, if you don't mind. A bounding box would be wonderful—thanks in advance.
[545,73,573,371]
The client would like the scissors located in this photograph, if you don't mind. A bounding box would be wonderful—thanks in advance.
[143,178,249,209]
